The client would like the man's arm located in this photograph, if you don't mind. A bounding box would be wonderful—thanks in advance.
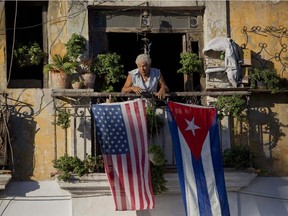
[155,72,169,99]
[121,74,143,94]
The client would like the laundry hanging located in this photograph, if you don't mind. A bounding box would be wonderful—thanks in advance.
[203,36,243,87]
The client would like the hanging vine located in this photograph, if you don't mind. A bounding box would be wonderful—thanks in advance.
[146,99,168,194]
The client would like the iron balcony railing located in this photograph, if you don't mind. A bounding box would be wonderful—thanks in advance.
[51,90,250,167]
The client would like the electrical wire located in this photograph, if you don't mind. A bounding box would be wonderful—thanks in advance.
[7,0,18,86]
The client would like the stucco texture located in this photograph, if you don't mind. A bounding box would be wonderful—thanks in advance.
[5,89,57,180]
[229,1,288,76]
[229,1,288,176]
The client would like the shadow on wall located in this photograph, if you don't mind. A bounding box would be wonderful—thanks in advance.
[8,101,37,181]
[248,94,287,176]
[77,117,91,141]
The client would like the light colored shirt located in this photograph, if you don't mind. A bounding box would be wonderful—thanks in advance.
[129,68,160,92]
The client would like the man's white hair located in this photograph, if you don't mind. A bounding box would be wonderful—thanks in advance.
[135,54,151,66]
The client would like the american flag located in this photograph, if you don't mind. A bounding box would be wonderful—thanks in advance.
[167,101,230,216]
[92,99,154,211]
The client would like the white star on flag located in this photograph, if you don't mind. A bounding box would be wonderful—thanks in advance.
[185,117,200,136]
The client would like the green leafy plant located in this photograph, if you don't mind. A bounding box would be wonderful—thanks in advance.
[148,144,166,166]
[53,154,86,182]
[148,144,167,194]
[214,95,246,121]
[146,105,165,137]
[146,103,167,194]
[55,109,71,129]
[83,154,104,173]
[65,33,87,60]
[53,154,104,182]
[222,144,255,170]
[13,42,44,67]
[249,67,281,93]
[43,54,78,74]
[177,52,202,75]
[91,52,125,92]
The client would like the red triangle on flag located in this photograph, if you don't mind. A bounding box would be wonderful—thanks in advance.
[168,102,216,160]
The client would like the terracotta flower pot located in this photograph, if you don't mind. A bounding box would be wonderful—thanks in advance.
[71,81,83,89]
[81,73,96,89]
[50,70,71,89]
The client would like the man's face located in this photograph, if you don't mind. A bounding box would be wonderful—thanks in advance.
[137,61,150,76]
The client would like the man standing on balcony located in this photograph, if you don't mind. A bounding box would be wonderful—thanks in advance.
[121,54,169,100]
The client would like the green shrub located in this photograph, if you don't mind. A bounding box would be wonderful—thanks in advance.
[222,145,255,170]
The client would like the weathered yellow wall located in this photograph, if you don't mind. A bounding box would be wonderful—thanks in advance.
[4,89,57,180]
[0,1,72,180]
[229,1,288,77]
[0,1,89,181]
[0,2,7,90]
[229,1,288,176]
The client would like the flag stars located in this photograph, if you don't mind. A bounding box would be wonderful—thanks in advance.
[93,104,130,155]
[185,117,200,136]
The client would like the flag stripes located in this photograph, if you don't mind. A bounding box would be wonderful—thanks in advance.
[92,99,154,211]
[167,102,230,216]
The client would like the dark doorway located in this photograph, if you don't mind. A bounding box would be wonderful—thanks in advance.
[107,33,184,92]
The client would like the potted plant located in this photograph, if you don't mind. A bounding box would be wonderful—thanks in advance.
[214,94,246,122]
[222,144,255,170]
[13,41,44,67]
[78,57,97,89]
[249,67,281,93]
[91,52,125,92]
[53,154,104,182]
[71,77,83,89]
[177,52,202,90]
[64,33,97,89]
[44,54,78,89]
[65,33,87,61]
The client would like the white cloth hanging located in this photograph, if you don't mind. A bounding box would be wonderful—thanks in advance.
[203,36,243,87]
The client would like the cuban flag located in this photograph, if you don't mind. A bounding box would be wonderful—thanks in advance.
[92,99,154,211]
[167,101,230,216]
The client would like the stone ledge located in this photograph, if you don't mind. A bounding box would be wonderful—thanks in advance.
[57,173,110,195]
[57,169,258,195]
[0,171,12,190]
[224,168,258,192]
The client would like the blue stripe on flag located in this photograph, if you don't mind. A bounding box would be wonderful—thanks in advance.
[192,155,212,216]
[210,116,230,216]
[166,107,188,216]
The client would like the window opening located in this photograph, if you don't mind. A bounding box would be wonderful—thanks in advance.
[5,1,46,88]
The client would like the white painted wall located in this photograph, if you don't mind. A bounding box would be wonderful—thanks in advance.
[0,177,287,216]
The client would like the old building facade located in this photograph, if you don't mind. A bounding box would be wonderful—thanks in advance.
[0,1,287,215]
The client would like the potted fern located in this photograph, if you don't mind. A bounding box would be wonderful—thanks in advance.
[44,54,78,89]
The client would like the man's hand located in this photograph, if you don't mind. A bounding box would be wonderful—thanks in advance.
[155,88,166,99]
[130,86,144,95]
